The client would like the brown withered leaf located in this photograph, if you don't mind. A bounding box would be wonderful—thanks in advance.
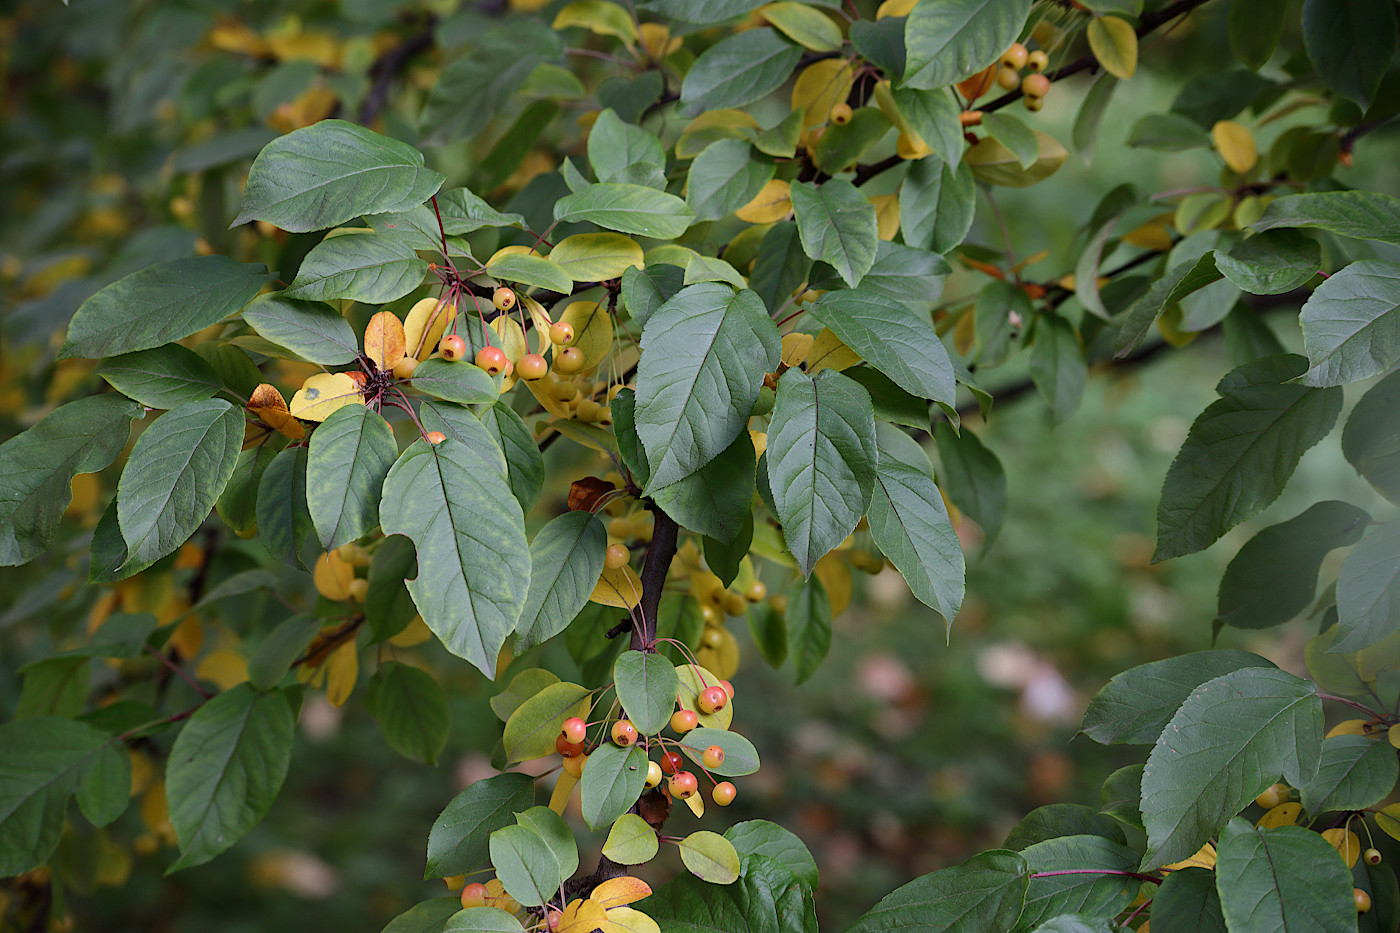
[248,382,305,439]
[568,475,615,512]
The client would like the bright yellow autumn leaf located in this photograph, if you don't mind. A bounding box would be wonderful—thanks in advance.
[289,372,365,422]
[403,296,454,361]
[590,876,652,909]
[1212,120,1258,173]
[324,640,358,707]
[1087,15,1138,79]
[735,179,792,223]
[591,563,643,609]
[364,309,405,373]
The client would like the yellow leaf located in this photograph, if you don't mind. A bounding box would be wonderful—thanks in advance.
[964,132,1067,188]
[403,296,455,361]
[1161,842,1216,871]
[1378,803,1400,841]
[876,0,917,17]
[389,615,433,648]
[559,897,610,933]
[559,300,615,372]
[1156,306,1198,348]
[1212,120,1258,174]
[364,309,406,373]
[676,110,760,160]
[1321,828,1361,868]
[1121,215,1175,252]
[169,615,204,658]
[140,780,175,843]
[872,79,920,146]
[313,549,355,600]
[791,59,856,128]
[759,2,843,53]
[735,179,792,223]
[194,649,248,691]
[553,0,638,45]
[550,769,579,814]
[1392,723,1400,749]
[590,877,653,909]
[1255,802,1302,829]
[808,328,861,374]
[483,879,520,913]
[324,640,358,707]
[815,551,852,615]
[749,429,767,460]
[601,905,662,933]
[550,233,644,282]
[896,132,934,160]
[639,23,681,61]
[780,332,814,367]
[1087,15,1137,79]
[868,194,900,241]
[248,383,304,439]
[66,471,100,520]
[1325,718,1370,738]
[682,789,706,818]
[521,295,555,356]
[489,244,543,262]
[289,372,365,422]
[592,563,643,609]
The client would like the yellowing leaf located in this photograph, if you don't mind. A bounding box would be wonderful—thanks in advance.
[559,897,610,933]
[1321,828,1361,868]
[807,328,860,374]
[313,549,355,600]
[869,194,900,241]
[1161,842,1216,871]
[872,80,918,145]
[749,429,767,460]
[553,0,637,45]
[364,309,406,373]
[601,906,662,933]
[550,769,579,814]
[896,132,934,161]
[791,59,856,128]
[324,640,358,707]
[1255,802,1302,829]
[248,383,304,439]
[683,789,705,818]
[735,179,792,223]
[489,244,543,262]
[639,23,681,61]
[550,233,645,282]
[403,296,454,361]
[1378,803,1400,841]
[559,300,615,372]
[964,131,1067,188]
[169,615,204,658]
[483,879,520,913]
[194,649,249,691]
[1212,120,1258,174]
[590,877,653,909]
[695,626,739,680]
[876,0,916,17]
[1325,718,1370,738]
[759,2,843,53]
[1121,215,1174,252]
[815,550,852,615]
[491,313,529,367]
[676,110,760,160]
[289,372,364,422]
[592,563,643,609]
[1087,15,1137,79]
[780,332,814,366]
[388,615,433,647]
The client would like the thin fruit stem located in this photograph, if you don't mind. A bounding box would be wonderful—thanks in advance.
[144,645,211,699]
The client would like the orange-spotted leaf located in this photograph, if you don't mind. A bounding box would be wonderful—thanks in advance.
[289,372,364,422]
[590,877,653,909]
[364,309,406,372]
[248,383,305,439]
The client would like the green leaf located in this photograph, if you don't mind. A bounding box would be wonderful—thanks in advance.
[307,405,398,551]
[97,345,224,409]
[892,87,964,168]
[635,283,779,488]
[1253,190,1400,246]
[1100,766,1144,830]
[379,897,463,933]
[283,233,428,304]
[678,28,803,118]
[786,573,832,685]
[754,109,805,159]
[789,179,879,288]
[118,399,244,569]
[234,120,445,231]
[365,662,450,765]
[15,656,88,720]
[621,264,686,328]
[900,156,976,255]
[513,807,578,883]
[257,445,315,568]
[687,139,775,222]
[1141,668,1322,869]
[983,112,1040,170]
[166,684,294,871]
[641,0,766,23]
[424,772,535,879]
[603,813,659,865]
[933,422,1007,547]
[442,907,528,933]
[761,2,842,51]
[1302,0,1396,108]
[1215,820,1357,931]
[1217,501,1369,630]
[588,109,665,184]
[1151,867,1226,933]
[477,404,544,510]
[579,742,648,830]
[240,292,360,366]
[1031,917,1120,933]
[59,256,271,360]
[1229,0,1282,68]
[1300,734,1399,815]
[484,252,573,295]
[0,394,141,566]
[678,830,741,884]
[1017,836,1139,932]
[501,682,592,763]
[490,669,560,723]
[247,614,322,690]
[409,359,499,406]
[1029,315,1086,424]
[648,429,756,543]
[1342,368,1400,504]
[747,602,788,668]
[488,824,566,908]
[851,17,907,78]
[421,28,560,147]
[554,184,696,239]
[1113,253,1223,357]
[845,849,1028,933]
[748,222,811,314]
[725,820,819,889]
[1081,650,1276,745]
[0,717,115,876]
[643,851,815,932]
[1154,355,1343,561]
[903,0,1032,90]
[1333,517,1400,652]
[1299,259,1400,386]
[370,186,525,247]
[814,108,893,174]
[513,511,607,651]
[1127,112,1212,151]
[417,401,509,483]
[705,511,754,587]
[1215,229,1321,296]
[75,741,131,828]
[1356,852,1400,933]
[379,439,530,678]
[812,289,956,408]
[867,453,964,633]
[216,444,276,537]
[613,650,681,736]
[678,727,761,776]
[1072,72,1119,163]
[1004,805,1127,851]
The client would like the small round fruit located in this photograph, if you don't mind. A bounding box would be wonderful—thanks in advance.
[425,431,447,445]
[1255,784,1285,809]
[701,628,724,649]
[392,357,418,379]
[996,65,1020,90]
[670,709,699,734]
[562,752,587,777]
[720,680,735,700]
[829,102,853,125]
[550,321,576,346]
[724,592,747,616]
[576,398,603,423]
[545,908,562,932]
[348,578,369,602]
[556,734,585,758]
[611,720,638,747]
[712,782,736,806]
[669,771,698,799]
[1024,96,1044,113]
[745,580,767,602]
[1364,848,1382,865]
[440,334,467,362]
[697,685,728,714]
[660,750,684,774]
[461,883,488,908]
[608,517,632,539]
[1355,888,1372,914]
[1001,42,1029,70]
[1022,73,1051,98]
[605,544,630,570]
[701,745,725,769]
[769,594,788,614]
[475,346,510,374]
[493,286,516,311]
[518,353,548,380]
[553,347,584,375]
[645,760,663,787]
[561,716,587,743]
[1027,49,1048,71]
[700,604,721,626]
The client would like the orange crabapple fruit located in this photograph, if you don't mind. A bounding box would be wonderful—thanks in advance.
[439,334,467,361]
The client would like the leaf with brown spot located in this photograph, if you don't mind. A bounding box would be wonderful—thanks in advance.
[568,476,615,511]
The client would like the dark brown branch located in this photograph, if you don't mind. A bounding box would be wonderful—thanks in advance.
[358,26,435,126]
[634,505,679,650]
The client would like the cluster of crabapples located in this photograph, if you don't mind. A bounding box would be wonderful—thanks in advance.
[1254,782,1382,914]
[994,42,1051,112]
